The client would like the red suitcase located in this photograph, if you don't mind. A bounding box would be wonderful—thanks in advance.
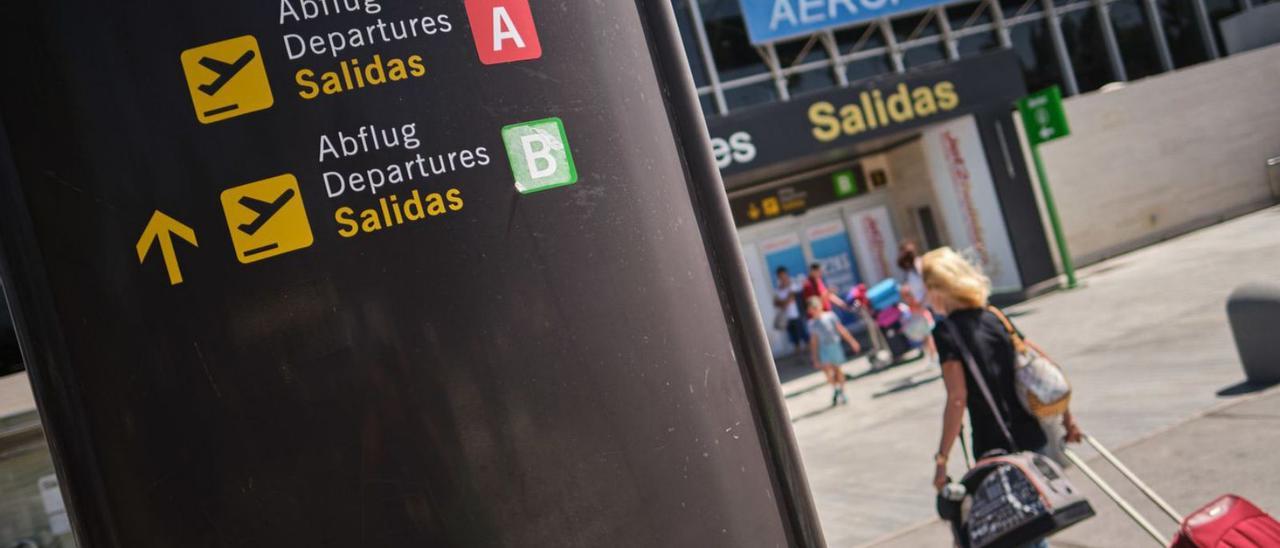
[1064,436,1280,548]
[1170,495,1280,548]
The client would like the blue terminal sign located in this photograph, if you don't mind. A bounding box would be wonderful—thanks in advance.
[738,0,947,44]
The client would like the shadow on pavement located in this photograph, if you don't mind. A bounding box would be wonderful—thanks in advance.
[1002,308,1036,319]
[1216,379,1280,397]
[872,371,943,399]
[782,354,924,400]
[790,401,845,423]
[774,353,817,385]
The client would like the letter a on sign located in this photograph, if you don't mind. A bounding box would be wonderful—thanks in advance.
[464,0,542,65]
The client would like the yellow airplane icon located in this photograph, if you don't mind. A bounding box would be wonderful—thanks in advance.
[180,35,273,124]
[761,197,781,217]
[220,174,313,264]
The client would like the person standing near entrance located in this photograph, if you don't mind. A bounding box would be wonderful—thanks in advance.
[773,267,808,355]
[898,241,928,303]
[899,242,939,365]
[803,263,848,312]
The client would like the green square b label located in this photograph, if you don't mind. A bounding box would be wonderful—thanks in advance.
[502,117,578,194]
[832,169,858,198]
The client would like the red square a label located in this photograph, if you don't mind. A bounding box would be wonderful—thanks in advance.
[464,0,543,65]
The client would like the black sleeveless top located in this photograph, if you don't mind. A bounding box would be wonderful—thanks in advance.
[934,308,1047,457]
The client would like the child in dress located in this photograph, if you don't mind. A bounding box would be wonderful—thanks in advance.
[807,297,861,406]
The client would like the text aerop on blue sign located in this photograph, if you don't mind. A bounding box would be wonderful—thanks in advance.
[737,0,951,44]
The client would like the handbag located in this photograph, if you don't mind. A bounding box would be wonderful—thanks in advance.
[942,321,1094,548]
[987,307,1071,418]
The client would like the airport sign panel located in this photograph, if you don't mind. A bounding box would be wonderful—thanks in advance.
[1019,86,1071,146]
[739,0,953,44]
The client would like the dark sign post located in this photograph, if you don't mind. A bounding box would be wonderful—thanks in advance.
[0,2,823,546]
[1018,86,1076,288]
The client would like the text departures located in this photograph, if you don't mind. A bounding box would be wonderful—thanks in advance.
[138,0,579,287]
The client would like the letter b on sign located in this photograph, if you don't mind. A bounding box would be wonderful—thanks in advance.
[464,0,542,65]
[502,117,577,194]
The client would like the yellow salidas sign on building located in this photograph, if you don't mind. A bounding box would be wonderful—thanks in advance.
[220,174,313,264]
[808,82,958,142]
[180,35,274,124]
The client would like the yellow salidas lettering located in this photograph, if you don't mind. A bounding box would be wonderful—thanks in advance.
[335,188,464,238]
[807,81,960,142]
[297,54,426,100]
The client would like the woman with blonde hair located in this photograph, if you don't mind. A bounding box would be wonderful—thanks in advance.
[924,248,1081,500]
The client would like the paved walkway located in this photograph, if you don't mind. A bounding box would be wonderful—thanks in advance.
[781,206,1280,547]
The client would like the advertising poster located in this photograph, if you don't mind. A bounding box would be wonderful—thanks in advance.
[805,221,859,295]
[760,233,807,284]
[846,206,900,285]
[923,116,1023,291]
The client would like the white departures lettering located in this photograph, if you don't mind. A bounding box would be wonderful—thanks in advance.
[323,146,491,198]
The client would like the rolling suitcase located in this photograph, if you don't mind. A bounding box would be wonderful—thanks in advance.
[1064,435,1280,547]
[1170,496,1280,548]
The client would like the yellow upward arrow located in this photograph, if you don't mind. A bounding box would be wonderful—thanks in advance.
[136,211,198,285]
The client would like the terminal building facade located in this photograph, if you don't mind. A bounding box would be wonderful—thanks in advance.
[671,0,1280,355]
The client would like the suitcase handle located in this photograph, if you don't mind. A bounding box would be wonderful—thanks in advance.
[1082,435,1183,523]
[1062,434,1183,547]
